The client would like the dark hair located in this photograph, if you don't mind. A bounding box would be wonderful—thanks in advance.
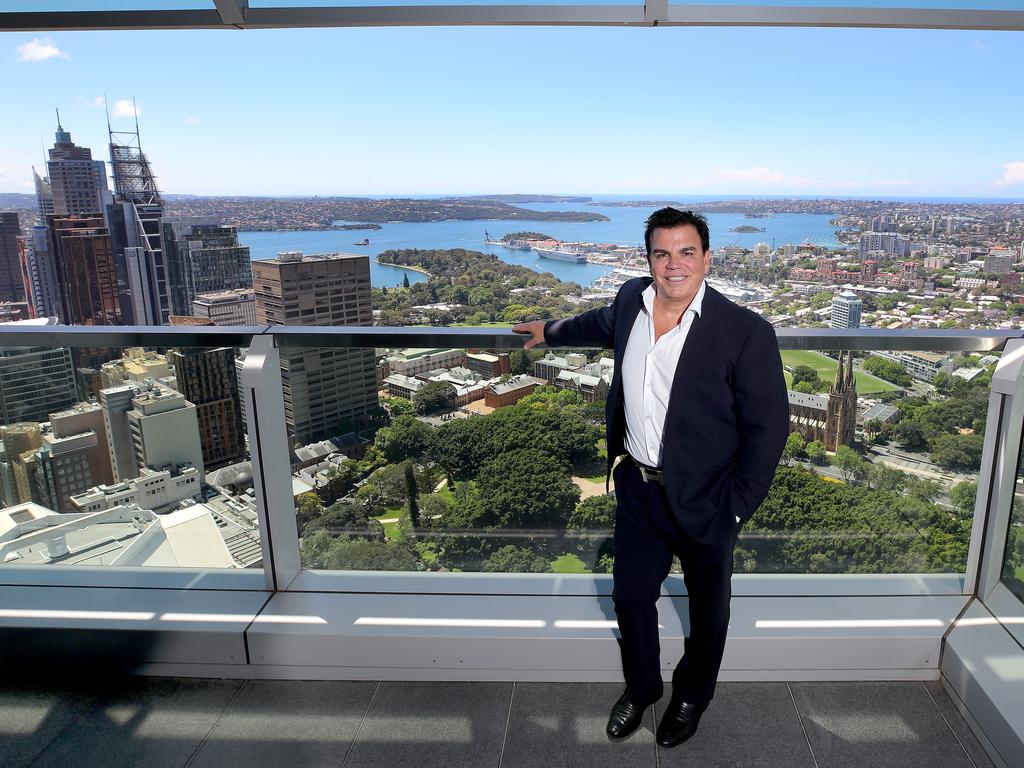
[644,207,711,255]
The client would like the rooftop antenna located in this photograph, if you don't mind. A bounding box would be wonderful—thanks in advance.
[55,107,61,129]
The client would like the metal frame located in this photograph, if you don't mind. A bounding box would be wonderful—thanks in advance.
[3,3,1024,32]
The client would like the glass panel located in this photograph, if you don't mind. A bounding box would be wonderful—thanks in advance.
[250,0,641,6]
[292,337,991,574]
[0,343,260,571]
[1000,422,1024,600]
[666,0,1024,8]
[1,1,213,10]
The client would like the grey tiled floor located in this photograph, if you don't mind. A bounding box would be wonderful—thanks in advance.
[0,678,995,768]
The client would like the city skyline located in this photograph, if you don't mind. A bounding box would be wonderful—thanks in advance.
[2,26,1023,198]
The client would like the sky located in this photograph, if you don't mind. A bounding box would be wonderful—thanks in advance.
[2,22,1023,198]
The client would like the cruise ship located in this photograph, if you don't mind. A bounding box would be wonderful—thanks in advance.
[533,245,587,263]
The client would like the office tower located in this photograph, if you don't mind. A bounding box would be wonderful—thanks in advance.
[49,214,122,325]
[168,346,245,469]
[191,288,257,325]
[99,348,173,389]
[162,221,252,316]
[984,251,1014,275]
[100,384,142,481]
[47,401,115,487]
[21,226,63,321]
[33,167,55,222]
[0,346,76,424]
[46,119,110,217]
[126,385,205,476]
[34,428,101,514]
[253,251,377,445]
[0,212,25,303]
[946,216,955,235]
[831,291,862,329]
[106,117,168,325]
[0,423,43,506]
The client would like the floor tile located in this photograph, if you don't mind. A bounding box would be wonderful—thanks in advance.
[923,681,996,768]
[656,682,816,768]
[189,680,379,768]
[27,677,243,768]
[341,681,511,768]
[0,680,97,768]
[501,682,656,768]
[791,681,976,768]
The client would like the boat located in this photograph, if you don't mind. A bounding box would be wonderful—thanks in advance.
[533,246,587,263]
[353,238,369,246]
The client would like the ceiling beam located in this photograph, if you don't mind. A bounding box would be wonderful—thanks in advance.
[2,4,1023,32]
[214,0,248,26]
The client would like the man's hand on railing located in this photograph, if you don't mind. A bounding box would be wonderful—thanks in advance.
[512,320,547,350]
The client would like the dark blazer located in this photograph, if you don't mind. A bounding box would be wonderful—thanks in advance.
[545,278,789,544]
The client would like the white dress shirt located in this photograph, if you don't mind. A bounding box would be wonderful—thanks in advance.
[622,279,706,468]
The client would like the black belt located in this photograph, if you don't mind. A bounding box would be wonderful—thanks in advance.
[628,455,665,485]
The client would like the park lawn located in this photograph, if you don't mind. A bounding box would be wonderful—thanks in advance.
[551,553,588,574]
[781,350,900,395]
[372,507,405,540]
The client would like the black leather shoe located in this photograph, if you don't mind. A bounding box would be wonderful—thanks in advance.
[656,699,706,748]
[606,692,650,740]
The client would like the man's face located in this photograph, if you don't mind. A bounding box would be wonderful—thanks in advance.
[647,224,711,307]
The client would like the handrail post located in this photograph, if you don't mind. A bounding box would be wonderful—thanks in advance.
[241,335,301,591]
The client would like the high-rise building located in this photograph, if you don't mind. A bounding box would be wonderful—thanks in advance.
[168,345,245,470]
[253,251,377,445]
[106,117,168,326]
[984,251,1014,275]
[21,225,63,321]
[100,384,142,481]
[0,212,25,303]
[126,385,205,476]
[46,119,110,217]
[33,167,54,222]
[49,214,122,325]
[0,346,76,425]
[48,402,115,488]
[191,288,257,325]
[0,423,43,506]
[831,291,862,329]
[162,221,252,316]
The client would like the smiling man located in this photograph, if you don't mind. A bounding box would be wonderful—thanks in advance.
[513,207,788,749]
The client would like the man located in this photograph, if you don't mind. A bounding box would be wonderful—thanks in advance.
[513,208,788,748]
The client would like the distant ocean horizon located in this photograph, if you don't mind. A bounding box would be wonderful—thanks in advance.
[238,199,848,289]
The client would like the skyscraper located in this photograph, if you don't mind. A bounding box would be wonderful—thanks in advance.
[49,215,122,325]
[0,212,25,303]
[33,167,55,222]
[0,346,77,425]
[253,251,377,446]
[106,115,168,325]
[21,225,63,320]
[831,291,862,329]
[126,385,205,476]
[162,220,252,316]
[46,118,110,217]
[191,288,257,325]
[168,345,246,470]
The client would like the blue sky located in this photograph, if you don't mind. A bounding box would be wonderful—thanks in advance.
[2,24,1023,198]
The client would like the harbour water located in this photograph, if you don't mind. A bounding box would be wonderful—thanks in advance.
[238,200,843,289]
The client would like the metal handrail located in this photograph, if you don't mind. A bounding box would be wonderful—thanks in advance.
[0,324,1018,352]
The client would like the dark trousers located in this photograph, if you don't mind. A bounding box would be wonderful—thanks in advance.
[612,459,736,708]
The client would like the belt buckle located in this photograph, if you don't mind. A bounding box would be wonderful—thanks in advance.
[638,463,654,483]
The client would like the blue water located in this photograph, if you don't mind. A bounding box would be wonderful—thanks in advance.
[239,202,842,289]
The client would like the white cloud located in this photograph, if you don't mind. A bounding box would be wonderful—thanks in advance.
[93,96,105,107]
[704,167,790,186]
[185,117,200,125]
[112,99,140,118]
[994,162,1024,188]
[16,38,68,62]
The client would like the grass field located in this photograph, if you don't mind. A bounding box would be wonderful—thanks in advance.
[551,553,587,574]
[781,350,900,395]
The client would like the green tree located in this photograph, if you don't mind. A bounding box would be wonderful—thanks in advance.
[894,422,928,452]
[414,381,456,415]
[567,493,617,530]
[949,481,978,516]
[374,415,434,463]
[863,356,912,387]
[794,381,816,395]
[833,445,865,484]
[404,461,420,527]
[791,365,820,388]
[386,396,415,417]
[476,448,580,529]
[806,440,826,465]
[483,545,551,573]
[930,432,985,472]
[782,432,805,464]
[304,499,381,539]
